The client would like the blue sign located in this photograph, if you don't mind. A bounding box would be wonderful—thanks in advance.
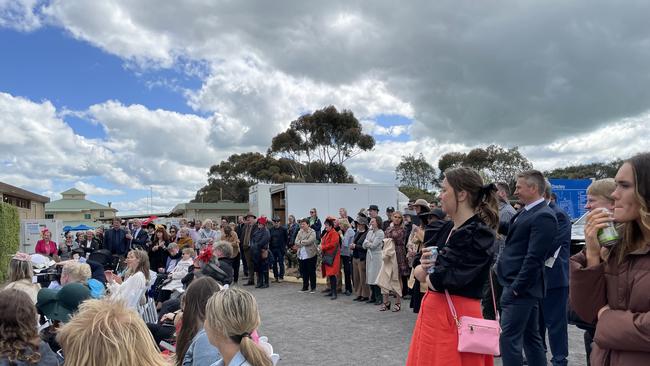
[549,179,592,220]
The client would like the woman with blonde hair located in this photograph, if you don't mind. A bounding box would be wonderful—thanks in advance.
[57,299,167,366]
[107,249,150,310]
[571,152,650,365]
[204,287,272,366]
[4,253,40,304]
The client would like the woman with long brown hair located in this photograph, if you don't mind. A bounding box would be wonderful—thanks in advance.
[176,276,221,366]
[0,289,59,365]
[570,152,650,365]
[149,227,170,273]
[407,167,498,366]
[107,249,150,310]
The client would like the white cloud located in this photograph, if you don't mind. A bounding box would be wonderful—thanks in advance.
[361,120,410,137]
[73,181,124,196]
[0,0,41,31]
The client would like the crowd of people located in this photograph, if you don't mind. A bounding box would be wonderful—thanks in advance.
[1,151,649,366]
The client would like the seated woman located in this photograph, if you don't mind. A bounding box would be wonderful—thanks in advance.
[106,249,150,310]
[3,253,40,304]
[204,287,272,366]
[158,247,195,306]
[0,289,59,366]
[56,298,167,366]
[176,277,222,366]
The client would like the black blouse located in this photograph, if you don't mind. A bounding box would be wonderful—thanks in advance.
[428,215,496,299]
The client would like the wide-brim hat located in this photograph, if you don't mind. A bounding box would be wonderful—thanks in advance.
[37,283,91,322]
[355,216,369,226]
[418,208,446,220]
[414,199,431,213]
[245,212,257,219]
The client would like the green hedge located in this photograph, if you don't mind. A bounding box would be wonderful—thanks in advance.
[0,202,20,282]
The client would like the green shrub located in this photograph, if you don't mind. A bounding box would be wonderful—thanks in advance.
[0,202,20,282]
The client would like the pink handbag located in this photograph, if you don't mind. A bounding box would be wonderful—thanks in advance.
[444,273,501,356]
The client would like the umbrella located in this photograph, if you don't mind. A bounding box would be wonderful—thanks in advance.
[142,215,158,225]
[71,224,94,231]
[63,226,73,232]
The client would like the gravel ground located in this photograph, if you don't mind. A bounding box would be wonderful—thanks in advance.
[240,276,588,366]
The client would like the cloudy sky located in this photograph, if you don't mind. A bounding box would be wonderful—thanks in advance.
[1,0,649,214]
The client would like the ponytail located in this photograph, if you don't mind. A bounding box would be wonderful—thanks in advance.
[476,183,499,232]
[239,336,272,366]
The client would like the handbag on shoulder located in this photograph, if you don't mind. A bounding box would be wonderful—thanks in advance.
[444,273,501,356]
[321,246,338,266]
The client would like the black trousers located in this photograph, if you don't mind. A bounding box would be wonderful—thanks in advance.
[341,255,352,292]
[271,249,285,279]
[232,253,241,283]
[299,256,317,291]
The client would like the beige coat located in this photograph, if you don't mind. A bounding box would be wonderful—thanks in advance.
[377,238,401,295]
[294,228,318,259]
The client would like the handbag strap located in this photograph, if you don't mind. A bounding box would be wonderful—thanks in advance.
[489,270,499,322]
[444,290,461,328]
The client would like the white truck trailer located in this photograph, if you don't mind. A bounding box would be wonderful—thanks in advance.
[249,183,408,224]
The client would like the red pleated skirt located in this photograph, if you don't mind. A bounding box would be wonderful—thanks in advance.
[406,290,494,366]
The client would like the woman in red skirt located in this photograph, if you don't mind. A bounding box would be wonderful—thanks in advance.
[407,167,499,366]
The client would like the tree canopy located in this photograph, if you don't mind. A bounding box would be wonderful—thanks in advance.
[270,105,374,182]
[437,145,533,183]
[395,153,437,191]
[545,160,622,179]
[193,106,370,203]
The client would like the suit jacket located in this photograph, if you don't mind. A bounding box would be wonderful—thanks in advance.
[130,228,150,250]
[496,200,558,298]
[545,201,571,289]
[104,228,129,256]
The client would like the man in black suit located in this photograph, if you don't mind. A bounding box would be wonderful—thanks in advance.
[130,219,150,250]
[496,170,558,366]
[104,218,130,257]
[539,181,571,366]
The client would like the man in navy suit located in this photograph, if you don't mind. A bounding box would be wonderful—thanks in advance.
[496,170,558,366]
[538,181,571,366]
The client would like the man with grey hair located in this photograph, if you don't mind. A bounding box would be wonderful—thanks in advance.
[130,219,149,250]
[497,169,558,366]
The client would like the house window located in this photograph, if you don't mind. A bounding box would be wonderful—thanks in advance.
[45,214,54,219]
[100,211,105,218]
[84,214,92,220]
[2,195,31,209]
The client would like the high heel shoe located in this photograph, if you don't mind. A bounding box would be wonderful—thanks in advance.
[392,303,401,312]
[379,301,391,311]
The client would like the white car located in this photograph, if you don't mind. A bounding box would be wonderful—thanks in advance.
[570,212,588,254]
